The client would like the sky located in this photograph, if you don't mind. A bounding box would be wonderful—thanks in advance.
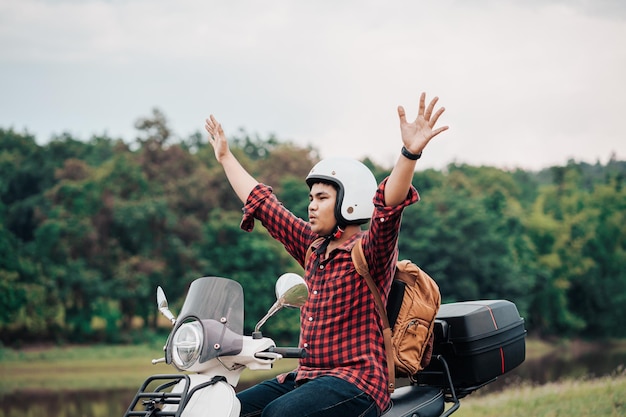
[1,0,625,170]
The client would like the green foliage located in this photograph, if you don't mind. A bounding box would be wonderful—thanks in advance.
[1,116,625,345]
[400,167,534,311]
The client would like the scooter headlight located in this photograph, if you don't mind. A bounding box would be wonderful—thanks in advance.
[171,319,203,370]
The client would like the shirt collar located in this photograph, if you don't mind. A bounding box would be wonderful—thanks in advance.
[310,231,364,253]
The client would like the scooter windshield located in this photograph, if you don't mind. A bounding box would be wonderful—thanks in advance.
[168,276,244,365]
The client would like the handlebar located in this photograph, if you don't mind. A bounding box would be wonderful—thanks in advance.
[267,346,307,358]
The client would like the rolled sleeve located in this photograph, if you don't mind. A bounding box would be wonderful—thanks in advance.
[239,183,312,264]
[240,183,274,232]
[372,177,420,219]
[363,177,420,282]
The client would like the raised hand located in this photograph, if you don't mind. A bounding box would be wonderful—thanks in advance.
[397,92,448,155]
[204,115,230,163]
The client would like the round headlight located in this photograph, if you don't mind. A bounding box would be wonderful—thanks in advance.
[172,319,203,370]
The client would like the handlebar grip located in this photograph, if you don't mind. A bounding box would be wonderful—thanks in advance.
[268,347,307,358]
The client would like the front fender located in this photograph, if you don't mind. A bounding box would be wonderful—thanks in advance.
[163,374,239,417]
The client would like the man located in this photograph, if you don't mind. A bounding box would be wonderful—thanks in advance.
[205,92,448,417]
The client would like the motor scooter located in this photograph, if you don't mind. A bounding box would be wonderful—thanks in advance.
[124,274,526,417]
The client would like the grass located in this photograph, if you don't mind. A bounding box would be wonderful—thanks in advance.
[454,372,626,417]
[0,344,164,393]
[0,343,297,394]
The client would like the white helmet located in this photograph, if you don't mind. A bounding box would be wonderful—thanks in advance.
[305,157,377,226]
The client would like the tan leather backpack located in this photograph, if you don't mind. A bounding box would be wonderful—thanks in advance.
[305,238,441,392]
[351,239,441,392]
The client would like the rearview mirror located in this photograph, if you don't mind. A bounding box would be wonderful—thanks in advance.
[275,272,308,308]
[253,273,308,337]
[157,286,176,325]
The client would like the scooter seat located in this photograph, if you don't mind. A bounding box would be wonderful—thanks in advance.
[383,385,445,417]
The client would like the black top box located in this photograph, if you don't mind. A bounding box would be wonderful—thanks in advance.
[418,300,526,391]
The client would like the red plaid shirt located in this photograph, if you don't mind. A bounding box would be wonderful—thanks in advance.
[241,178,419,412]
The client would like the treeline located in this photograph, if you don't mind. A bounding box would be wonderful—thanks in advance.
[1,109,625,345]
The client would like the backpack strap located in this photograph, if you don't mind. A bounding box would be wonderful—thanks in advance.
[304,237,325,267]
[351,239,396,393]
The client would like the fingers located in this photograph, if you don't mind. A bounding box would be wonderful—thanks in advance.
[205,115,217,130]
[204,116,214,133]
[405,92,449,140]
[204,114,222,139]
[421,93,447,132]
[397,105,407,123]
[429,106,446,128]
[416,93,442,123]
[424,95,439,121]
[400,93,447,130]
[431,125,449,139]
[418,92,426,116]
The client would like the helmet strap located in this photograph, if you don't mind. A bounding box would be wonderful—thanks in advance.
[313,225,345,265]
[332,225,344,240]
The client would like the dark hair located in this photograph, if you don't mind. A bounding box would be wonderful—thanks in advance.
[308,179,339,193]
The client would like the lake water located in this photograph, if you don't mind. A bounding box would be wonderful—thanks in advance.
[2,343,625,417]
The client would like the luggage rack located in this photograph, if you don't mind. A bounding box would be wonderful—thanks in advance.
[416,357,499,400]
[123,374,228,417]
[431,355,461,417]
[393,355,461,417]
[448,378,498,400]
[124,374,190,417]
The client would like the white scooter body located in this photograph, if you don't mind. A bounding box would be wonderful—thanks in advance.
[161,336,277,417]
[124,274,306,417]
[168,375,238,417]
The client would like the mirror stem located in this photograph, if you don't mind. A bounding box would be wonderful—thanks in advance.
[159,307,177,325]
[254,300,281,335]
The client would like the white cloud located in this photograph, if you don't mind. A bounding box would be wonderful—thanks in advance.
[1,0,624,170]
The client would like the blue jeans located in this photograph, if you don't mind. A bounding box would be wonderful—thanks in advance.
[237,372,380,417]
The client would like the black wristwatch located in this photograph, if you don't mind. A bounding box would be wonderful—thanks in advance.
[401,146,422,160]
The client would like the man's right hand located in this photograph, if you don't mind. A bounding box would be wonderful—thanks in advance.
[205,114,230,163]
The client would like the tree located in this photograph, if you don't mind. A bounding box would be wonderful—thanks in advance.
[0,203,27,326]
[2,114,626,344]
[400,167,534,311]
[135,108,172,150]
[0,129,51,242]
[565,179,626,337]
